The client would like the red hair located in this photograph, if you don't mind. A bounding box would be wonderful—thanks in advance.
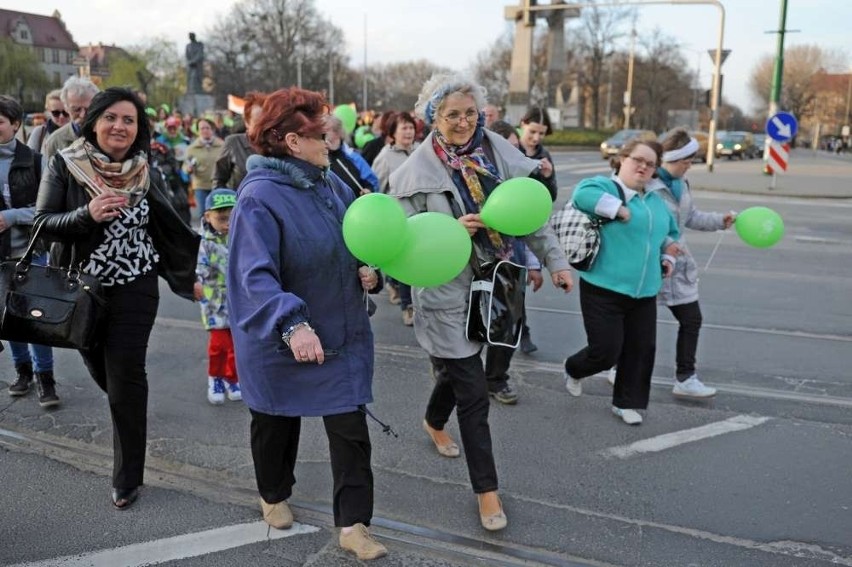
[248,87,329,157]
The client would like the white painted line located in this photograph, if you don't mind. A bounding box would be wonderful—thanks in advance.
[555,164,611,175]
[9,521,320,567]
[602,415,771,459]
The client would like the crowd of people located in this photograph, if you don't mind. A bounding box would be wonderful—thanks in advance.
[0,71,736,560]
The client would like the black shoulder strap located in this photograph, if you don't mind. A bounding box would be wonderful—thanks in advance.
[611,180,626,204]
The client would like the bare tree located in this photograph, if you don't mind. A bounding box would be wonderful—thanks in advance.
[748,44,848,120]
[361,61,452,112]
[631,29,693,132]
[570,1,631,129]
[205,0,348,104]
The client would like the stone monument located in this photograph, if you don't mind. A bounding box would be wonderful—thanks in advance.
[180,32,215,115]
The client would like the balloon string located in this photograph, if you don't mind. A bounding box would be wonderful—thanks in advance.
[703,231,726,271]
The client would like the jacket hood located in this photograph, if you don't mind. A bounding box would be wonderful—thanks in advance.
[244,154,329,192]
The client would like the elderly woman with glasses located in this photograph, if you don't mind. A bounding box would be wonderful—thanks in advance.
[388,74,572,531]
[226,87,386,561]
[562,139,680,426]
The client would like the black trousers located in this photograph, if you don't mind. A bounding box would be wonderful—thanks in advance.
[565,279,657,410]
[250,408,374,527]
[668,301,702,380]
[427,354,498,493]
[484,303,528,391]
[79,271,159,489]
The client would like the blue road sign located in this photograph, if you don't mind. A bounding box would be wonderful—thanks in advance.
[766,111,798,142]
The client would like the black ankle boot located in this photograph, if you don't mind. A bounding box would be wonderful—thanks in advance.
[8,362,33,397]
[35,371,60,408]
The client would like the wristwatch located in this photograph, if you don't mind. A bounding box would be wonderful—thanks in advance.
[281,321,314,349]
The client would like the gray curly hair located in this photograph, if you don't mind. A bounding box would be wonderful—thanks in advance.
[414,73,488,126]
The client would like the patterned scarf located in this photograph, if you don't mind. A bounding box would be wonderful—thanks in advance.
[432,127,514,258]
[59,137,150,207]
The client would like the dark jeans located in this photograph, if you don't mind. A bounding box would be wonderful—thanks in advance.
[565,279,657,410]
[485,345,514,392]
[398,283,412,309]
[250,409,374,527]
[427,354,498,493]
[668,301,703,380]
[79,270,159,489]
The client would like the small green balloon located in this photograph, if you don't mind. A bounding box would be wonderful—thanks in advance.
[342,193,408,266]
[334,105,358,134]
[734,206,785,248]
[354,126,375,149]
[382,213,472,287]
[479,177,553,236]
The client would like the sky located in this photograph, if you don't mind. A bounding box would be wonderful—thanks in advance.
[5,0,850,115]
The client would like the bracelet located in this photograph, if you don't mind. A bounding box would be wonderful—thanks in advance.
[281,322,314,349]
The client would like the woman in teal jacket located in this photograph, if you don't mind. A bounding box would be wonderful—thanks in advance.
[563,139,679,425]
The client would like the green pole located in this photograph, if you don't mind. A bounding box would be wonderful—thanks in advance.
[768,0,788,116]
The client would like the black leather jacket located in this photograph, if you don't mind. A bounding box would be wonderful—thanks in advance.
[35,154,201,300]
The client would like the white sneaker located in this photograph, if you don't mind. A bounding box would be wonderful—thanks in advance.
[207,377,225,405]
[672,375,717,398]
[226,381,242,401]
[564,372,582,397]
[612,406,643,425]
[606,367,616,386]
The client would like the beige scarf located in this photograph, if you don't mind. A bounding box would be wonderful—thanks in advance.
[59,137,150,207]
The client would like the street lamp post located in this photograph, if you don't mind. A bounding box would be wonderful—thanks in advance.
[624,26,636,129]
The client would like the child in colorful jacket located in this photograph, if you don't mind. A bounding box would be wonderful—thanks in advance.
[194,188,240,404]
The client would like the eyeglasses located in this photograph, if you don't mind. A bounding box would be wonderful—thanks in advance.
[50,110,69,118]
[299,132,328,142]
[440,109,479,125]
[626,155,657,169]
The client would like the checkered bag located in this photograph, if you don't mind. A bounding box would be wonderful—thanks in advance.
[550,182,625,271]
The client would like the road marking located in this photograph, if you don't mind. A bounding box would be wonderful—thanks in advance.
[556,163,611,175]
[9,521,320,567]
[601,415,771,459]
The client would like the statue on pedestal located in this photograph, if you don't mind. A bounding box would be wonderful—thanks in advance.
[185,32,205,94]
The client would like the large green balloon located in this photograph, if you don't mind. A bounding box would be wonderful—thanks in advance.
[342,193,408,266]
[333,105,358,134]
[382,213,472,287]
[734,206,785,248]
[479,177,553,236]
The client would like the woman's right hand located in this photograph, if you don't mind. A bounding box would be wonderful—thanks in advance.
[88,191,129,223]
[616,205,631,222]
[458,213,485,236]
[289,327,325,365]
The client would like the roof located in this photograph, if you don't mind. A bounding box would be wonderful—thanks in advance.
[0,8,77,50]
[79,43,129,67]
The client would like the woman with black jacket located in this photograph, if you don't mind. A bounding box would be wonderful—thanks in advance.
[518,106,558,201]
[35,88,199,510]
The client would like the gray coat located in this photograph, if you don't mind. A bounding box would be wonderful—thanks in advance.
[650,178,726,306]
[389,130,570,358]
[373,142,419,192]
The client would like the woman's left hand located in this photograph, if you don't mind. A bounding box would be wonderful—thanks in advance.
[723,211,736,229]
[539,158,554,178]
[358,266,378,291]
[528,269,544,292]
[662,260,674,278]
[458,213,486,236]
[551,269,574,293]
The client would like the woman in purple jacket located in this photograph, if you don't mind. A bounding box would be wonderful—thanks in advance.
[227,88,386,561]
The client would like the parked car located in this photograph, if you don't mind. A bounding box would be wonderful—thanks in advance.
[659,129,709,162]
[600,129,657,159]
[715,131,758,159]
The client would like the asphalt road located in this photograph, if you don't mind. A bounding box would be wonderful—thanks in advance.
[1,151,850,566]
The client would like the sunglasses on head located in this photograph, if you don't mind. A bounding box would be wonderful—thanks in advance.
[50,110,70,118]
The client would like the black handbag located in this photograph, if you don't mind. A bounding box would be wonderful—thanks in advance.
[465,258,527,347]
[0,222,105,350]
[550,181,625,271]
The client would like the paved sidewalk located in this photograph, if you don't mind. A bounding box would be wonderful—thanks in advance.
[687,150,852,199]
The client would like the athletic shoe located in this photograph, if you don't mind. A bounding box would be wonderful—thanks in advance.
[672,375,717,398]
[564,372,582,397]
[489,385,519,405]
[226,381,242,401]
[207,377,226,405]
[612,406,643,425]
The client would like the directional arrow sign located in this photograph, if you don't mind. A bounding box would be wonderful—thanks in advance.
[766,111,798,142]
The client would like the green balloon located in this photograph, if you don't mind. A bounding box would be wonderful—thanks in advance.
[354,126,375,149]
[479,177,553,236]
[382,213,472,287]
[334,105,358,134]
[734,206,785,248]
[342,193,408,266]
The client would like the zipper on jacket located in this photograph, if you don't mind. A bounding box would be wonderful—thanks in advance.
[635,195,653,297]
